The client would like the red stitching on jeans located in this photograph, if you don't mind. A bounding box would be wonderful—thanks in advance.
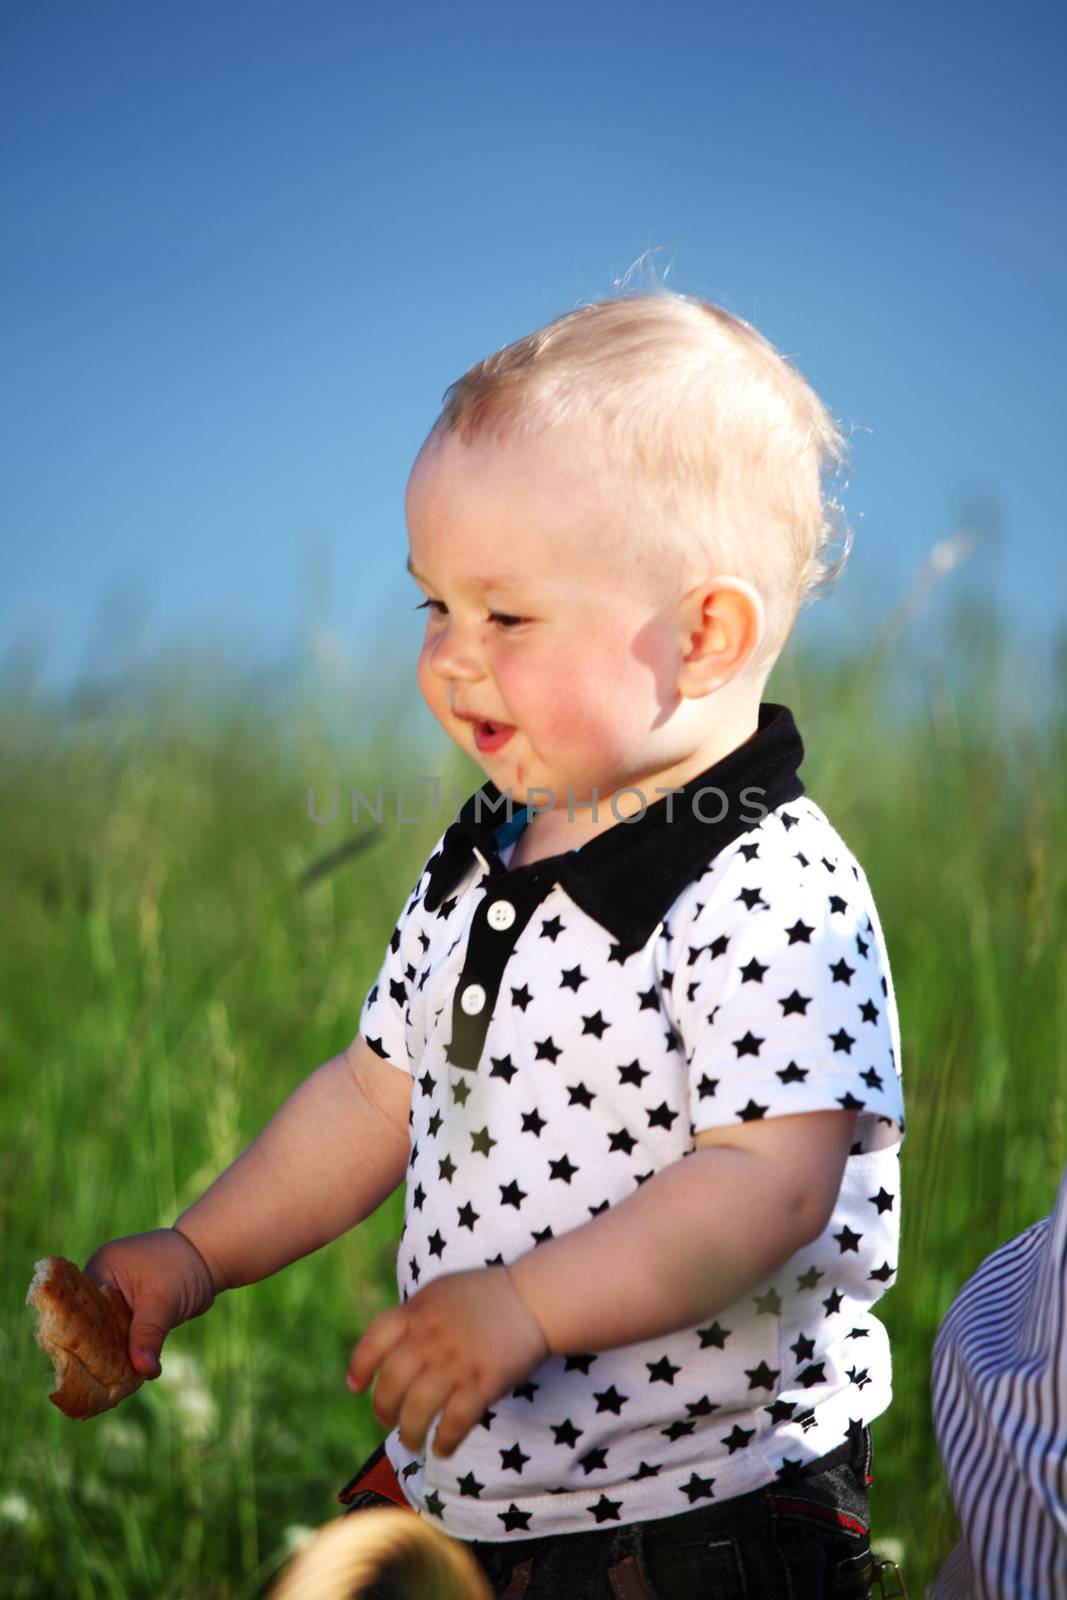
[767,1496,868,1538]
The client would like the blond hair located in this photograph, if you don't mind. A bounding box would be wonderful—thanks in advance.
[430,291,852,679]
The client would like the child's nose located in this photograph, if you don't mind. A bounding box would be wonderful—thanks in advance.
[426,619,484,683]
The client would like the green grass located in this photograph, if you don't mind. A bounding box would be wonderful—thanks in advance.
[2,596,1064,1597]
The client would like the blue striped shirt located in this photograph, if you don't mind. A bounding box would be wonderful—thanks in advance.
[930,1161,1067,1597]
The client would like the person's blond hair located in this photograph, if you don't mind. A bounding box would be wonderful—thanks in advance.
[429,291,852,680]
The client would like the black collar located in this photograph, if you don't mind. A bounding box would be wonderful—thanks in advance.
[423,701,806,954]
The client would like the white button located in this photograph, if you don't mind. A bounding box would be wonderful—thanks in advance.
[487,899,516,931]
[460,983,487,1015]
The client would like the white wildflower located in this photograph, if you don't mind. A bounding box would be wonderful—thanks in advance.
[157,1349,218,1439]
[0,1492,31,1525]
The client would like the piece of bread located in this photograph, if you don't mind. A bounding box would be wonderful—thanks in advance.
[26,1256,145,1419]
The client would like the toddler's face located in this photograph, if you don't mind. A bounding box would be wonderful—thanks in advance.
[405,424,696,814]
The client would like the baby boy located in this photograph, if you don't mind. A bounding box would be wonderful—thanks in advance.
[87,291,905,1596]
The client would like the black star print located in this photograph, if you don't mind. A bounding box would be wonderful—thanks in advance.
[868,1188,894,1214]
[608,1127,638,1155]
[389,978,407,1006]
[564,1353,597,1375]
[540,915,564,941]
[740,957,769,983]
[560,964,587,991]
[823,1288,844,1315]
[581,1010,610,1037]
[830,1027,855,1054]
[578,1446,608,1474]
[637,986,660,1011]
[696,1073,719,1099]
[754,1287,782,1316]
[786,918,814,944]
[566,1081,595,1109]
[549,1153,579,1184]
[648,1101,679,1132]
[437,896,457,919]
[847,1365,872,1390]
[438,1153,457,1182]
[834,1225,863,1254]
[618,1058,649,1088]
[511,983,533,1011]
[417,1068,434,1099]
[452,1075,473,1105]
[766,1399,796,1423]
[855,933,869,958]
[734,1030,764,1058]
[411,1182,426,1212]
[859,998,880,1024]
[722,1424,755,1453]
[607,942,631,964]
[861,1067,884,1090]
[796,1265,823,1290]
[457,1470,484,1497]
[593,1385,629,1415]
[663,1417,697,1441]
[790,1333,815,1362]
[500,1179,527,1209]
[471,1126,498,1157]
[794,851,810,867]
[738,1099,768,1121]
[589,1493,624,1522]
[796,1362,826,1389]
[780,989,811,1016]
[830,958,855,985]
[869,1261,895,1283]
[521,1107,547,1136]
[535,1036,561,1063]
[500,1442,530,1473]
[777,1061,808,1085]
[427,1229,446,1258]
[427,1109,442,1137]
[829,894,848,915]
[780,811,798,831]
[710,934,729,958]
[679,1471,716,1503]
[551,1418,583,1446]
[457,1200,479,1231]
[488,1053,518,1085]
[745,1362,780,1390]
[499,1505,533,1532]
[738,886,767,911]
[698,1320,732,1349]
[648,1355,681,1385]
[685,1395,720,1418]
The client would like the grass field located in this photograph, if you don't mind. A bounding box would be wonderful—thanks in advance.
[2,593,1064,1597]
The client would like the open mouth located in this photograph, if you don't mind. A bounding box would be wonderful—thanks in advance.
[472,719,515,753]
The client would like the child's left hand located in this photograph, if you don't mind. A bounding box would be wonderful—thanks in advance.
[346,1265,550,1459]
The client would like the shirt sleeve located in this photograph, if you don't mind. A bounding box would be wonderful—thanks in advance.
[357,832,447,1074]
[667,848,904,1144]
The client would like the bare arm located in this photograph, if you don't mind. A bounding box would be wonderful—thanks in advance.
[507,1109,858,1353]
[173,1035,412,1293]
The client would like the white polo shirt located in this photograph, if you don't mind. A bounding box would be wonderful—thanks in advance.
[356,702,906,1543]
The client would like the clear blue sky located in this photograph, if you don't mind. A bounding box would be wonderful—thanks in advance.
[2,0,1064,704]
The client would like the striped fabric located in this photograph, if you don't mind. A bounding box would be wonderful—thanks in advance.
[930,1161,1067,1598]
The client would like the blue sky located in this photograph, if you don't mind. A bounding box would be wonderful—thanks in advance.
[2,0,1064,708]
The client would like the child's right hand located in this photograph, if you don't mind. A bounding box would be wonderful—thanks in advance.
[82,1228,219,1380]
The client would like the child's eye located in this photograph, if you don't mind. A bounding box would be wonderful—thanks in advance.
[414,598,447,617]
[490,613,527,629]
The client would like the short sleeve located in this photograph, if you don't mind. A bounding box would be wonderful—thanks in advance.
[357,831,447,1074]
[668,848,904,1145]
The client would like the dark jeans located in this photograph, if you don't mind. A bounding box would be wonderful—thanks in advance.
[341,1427,877,1598]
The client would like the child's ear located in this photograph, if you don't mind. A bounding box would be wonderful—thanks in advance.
[675,577,765,697]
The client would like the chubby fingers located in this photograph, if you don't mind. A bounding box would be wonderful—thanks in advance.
[347,1306,409,1397]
